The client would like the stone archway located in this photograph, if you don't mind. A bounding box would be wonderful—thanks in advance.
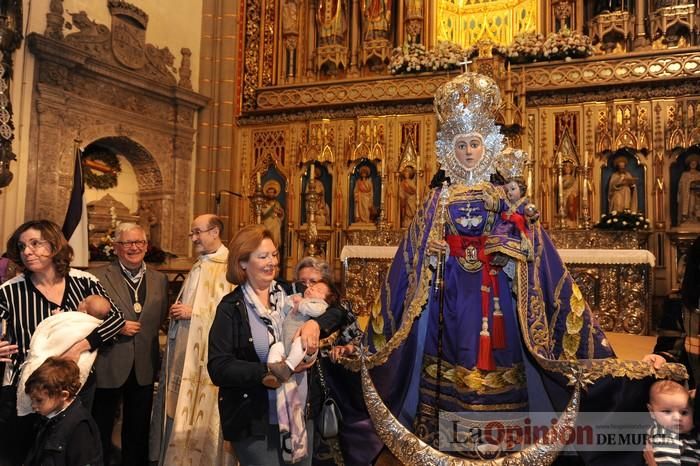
[25,3,207,257]
[83,136,171,250]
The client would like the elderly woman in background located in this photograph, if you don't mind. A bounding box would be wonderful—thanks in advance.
[0,219,124,465]
[208,225,344,465]
[295,256,330,288]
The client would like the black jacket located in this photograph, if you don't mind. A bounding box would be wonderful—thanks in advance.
[207,284,345,441]
[25,399,103,466]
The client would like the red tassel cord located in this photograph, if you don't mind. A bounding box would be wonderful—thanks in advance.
[490,269,506,349]
[477,257,496,371]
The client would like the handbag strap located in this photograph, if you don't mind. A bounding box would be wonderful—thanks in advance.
[316,359,330,399]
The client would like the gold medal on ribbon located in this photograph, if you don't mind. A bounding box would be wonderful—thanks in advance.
[133,302,142,313]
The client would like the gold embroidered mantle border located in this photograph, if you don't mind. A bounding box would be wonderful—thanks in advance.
[254,74,456,112]
[521,48,700,91]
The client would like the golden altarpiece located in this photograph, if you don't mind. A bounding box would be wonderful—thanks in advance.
[214,0,700,335]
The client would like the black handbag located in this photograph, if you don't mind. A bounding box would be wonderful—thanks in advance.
[316,360,342,439]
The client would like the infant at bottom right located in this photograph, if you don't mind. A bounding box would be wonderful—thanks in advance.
[647,379,700,466]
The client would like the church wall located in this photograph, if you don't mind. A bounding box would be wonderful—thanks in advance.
[0,0,205,254]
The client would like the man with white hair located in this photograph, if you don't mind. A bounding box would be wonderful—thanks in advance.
[90,222,169,466]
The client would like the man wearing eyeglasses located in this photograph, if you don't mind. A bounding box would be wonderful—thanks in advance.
[154,214,235,466]
[89,222,169,466]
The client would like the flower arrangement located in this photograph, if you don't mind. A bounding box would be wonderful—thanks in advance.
[504,28,593,63]
[542,28,593,60]
[389,41,470,74]
[595,210,650,231]
[503,32,546,63]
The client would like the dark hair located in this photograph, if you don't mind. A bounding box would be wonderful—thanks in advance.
[6,220,73,277]
[227,224,276,285]
[316,277,340,307]
[25,357,81,398]
[209,215,224,236]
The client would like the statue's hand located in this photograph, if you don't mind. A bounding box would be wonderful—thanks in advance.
[427,239,448,256]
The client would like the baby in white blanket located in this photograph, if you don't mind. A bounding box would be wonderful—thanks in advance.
[16,295,110,415]
[266,280,338,384]
[265,280,339,463]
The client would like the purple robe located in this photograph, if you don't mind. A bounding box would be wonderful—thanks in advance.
[336,183,681,465]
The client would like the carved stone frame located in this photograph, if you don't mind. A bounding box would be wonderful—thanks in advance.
[26,33,207,257]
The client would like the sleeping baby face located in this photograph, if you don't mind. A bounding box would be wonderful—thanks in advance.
[303,282,330,301]
[77,295,110,320]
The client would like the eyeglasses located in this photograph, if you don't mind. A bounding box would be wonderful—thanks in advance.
[188,227,215,238]
[113,240,147,248]
[17,239,49,252]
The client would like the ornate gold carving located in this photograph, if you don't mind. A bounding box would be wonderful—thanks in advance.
[528,79,700,107]
[549,229,648,249]
[262,0,275,87]
[345,229,403,245]
[243,0,261,111]
[590,11,634,54]
[522,49,700,92]
[315,44,348,76]
[651,4,696,49]
[255,73,456,112]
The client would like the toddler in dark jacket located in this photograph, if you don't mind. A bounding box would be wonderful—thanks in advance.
[24,357,103,466]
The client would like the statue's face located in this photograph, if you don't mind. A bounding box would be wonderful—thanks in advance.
[690,159,698,170]
[454,133,484,170]
[505,181,521,202]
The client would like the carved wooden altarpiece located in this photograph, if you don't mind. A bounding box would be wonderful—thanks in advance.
[25,1,207,256]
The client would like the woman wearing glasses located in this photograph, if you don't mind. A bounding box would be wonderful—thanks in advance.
[0,219,124,465]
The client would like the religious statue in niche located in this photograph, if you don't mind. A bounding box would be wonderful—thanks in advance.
[317,0,347,46]
[282,0,299,36]
[305,164,331,226]
[353,165,375,223]
[262,180,285,248]
[361,0,392,41]
[398,165,417,228]
[607,155,638,213]
[678,154,700,224]
[560,161,580,227]
[404,0,424,43]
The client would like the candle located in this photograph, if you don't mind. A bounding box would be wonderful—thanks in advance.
[380,170,385,204]
[256,171,261,188]
[309,162,315,180]
[583,151,589,170]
